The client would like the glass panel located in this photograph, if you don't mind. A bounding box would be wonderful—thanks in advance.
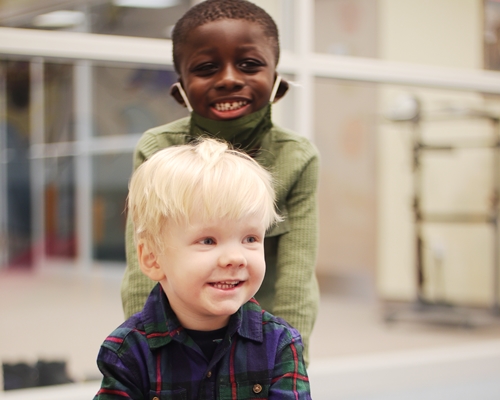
[92,65,187,137]
[253,0,295,53]
[0,1,190,35]
[3,60,32,268]
[314,0,377,57]
[89,1,191,39]
[89,0,294,50]
[0,2,82,29]
[45,63,74,143]
[44,156,76,259]
[485,0,500,70]
[92,152,132,262]
[0,0,293,52]
[314,77,377,277]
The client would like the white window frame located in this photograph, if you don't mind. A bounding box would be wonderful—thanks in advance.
[1,0,500,272]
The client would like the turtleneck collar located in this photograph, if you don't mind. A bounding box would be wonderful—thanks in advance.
[189,103,273,152]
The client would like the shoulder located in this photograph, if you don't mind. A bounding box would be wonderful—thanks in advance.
[268,124,319,163]
[100,285,175,356]
[258,124,320,200]
[143,117,191,137]
[258,124,319,180]
[100,314,148,355]
[262,309,302,342]
[134,117,191,162]
[241,300,303,350]
[263,311,305,355]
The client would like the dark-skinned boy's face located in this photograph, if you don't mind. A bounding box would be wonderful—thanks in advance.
[176,19,277,120]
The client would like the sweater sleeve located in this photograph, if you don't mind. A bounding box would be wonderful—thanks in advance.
[120,133,158,318]
[121,125,189,318]
[271,151,320,366]
[121,215,156,318]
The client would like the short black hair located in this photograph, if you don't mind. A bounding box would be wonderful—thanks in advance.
[172,0,280,73]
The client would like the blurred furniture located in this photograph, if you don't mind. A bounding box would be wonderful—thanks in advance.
[385,95,500,325]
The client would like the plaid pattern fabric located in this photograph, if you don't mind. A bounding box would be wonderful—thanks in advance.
[95,284,311,399]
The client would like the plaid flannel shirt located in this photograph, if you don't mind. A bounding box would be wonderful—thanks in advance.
[95,284,311,399]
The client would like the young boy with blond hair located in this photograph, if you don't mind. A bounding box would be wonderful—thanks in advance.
[95,138,311,399]
[121,0,320,365]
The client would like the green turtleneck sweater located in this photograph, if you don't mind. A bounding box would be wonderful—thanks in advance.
[121,110,320,364]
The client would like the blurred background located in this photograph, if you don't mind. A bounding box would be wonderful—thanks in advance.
[2,0,500,399]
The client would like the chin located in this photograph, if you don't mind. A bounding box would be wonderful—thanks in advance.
[213,303,244,316]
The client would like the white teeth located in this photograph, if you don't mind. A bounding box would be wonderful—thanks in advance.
[214,101,247,111]
[212,281,240,289]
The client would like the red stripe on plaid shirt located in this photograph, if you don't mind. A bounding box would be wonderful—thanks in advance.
[290,339,299,400]
[145,326,181,339]
[106,337,124,344]
[147,331,171,338]
[274,372,309,382]
[156,352,162,392]
[98,388,131,397]
[229,340,238,400]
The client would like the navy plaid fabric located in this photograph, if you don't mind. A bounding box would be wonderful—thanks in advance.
[95,284,311,399]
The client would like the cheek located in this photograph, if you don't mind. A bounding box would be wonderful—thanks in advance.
[186,79,207,97]
[255,80,274,104]
[251,253,266,280]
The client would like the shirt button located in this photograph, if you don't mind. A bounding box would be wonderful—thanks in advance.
[206,371,212,378]
[253,384,263,394]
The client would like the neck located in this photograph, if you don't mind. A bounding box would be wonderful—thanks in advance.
[189,104,272,152]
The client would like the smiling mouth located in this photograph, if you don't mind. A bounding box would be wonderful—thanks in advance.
[210,281,242,289]
[213,101,248,112]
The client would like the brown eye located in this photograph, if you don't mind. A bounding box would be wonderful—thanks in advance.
[239,59,263,72]
[193,63,218,76]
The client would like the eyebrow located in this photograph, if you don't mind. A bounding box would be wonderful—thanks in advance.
[191,43,263,56]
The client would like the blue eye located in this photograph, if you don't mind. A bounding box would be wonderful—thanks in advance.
[200,238,215,245]
[245,236,257,243]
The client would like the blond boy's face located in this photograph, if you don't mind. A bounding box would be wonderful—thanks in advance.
[176,19,277,120]
[146,212,266,331]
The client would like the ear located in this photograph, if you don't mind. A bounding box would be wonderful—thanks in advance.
[137,241,165,282]
[170,81,186,107]
[272,77,289,103]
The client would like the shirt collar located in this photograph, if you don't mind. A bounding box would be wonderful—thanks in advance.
[140,284,182,349]
[236,298,264,343]
[141,284,264,350]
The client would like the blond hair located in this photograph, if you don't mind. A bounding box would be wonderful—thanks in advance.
[128,137,282,252]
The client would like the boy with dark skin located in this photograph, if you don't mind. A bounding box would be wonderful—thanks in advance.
[121,0,320,364]
[174,18,276,121]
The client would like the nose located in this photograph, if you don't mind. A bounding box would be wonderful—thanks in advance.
[218,246,247,269]
[215,65,244,91]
